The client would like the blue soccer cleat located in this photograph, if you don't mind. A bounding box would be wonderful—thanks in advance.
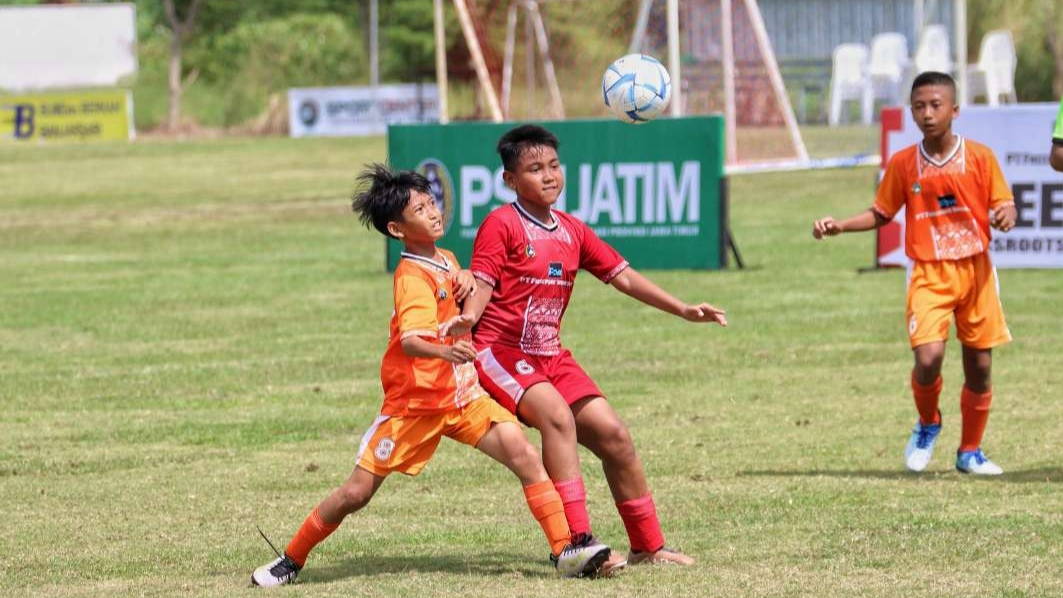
[904,420,942,472]
[956,448,1004,475]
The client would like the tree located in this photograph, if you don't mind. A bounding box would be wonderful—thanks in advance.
[162,0,203,131]
[1041,0,1063,98]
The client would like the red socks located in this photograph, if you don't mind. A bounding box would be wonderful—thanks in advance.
[553,478,591,538]
[284,507,340,568]
[959,386,992,452]
[911,374,943,426]
[616,494,665,553]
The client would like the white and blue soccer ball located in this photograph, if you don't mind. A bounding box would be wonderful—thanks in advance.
[601,53,671,124]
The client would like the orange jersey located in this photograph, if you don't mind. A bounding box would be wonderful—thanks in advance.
[379,249,486,417]
[874,137,1014,262]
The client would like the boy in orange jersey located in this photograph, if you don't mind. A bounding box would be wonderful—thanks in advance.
[813,72,1016,476]
[250,164,613,587]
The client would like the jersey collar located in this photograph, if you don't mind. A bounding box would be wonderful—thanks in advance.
[400,251,452,273]
[512,200,558,231]
[919,135,964,168]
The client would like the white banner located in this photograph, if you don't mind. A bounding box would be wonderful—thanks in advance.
[879,104,1063,268]
[0,4,137,92]
[288,84,439,138]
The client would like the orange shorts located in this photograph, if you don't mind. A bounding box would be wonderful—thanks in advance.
[906,253,1011,349]
[355,397,518,477]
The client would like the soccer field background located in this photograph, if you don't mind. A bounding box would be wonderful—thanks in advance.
[1,133,1060,598]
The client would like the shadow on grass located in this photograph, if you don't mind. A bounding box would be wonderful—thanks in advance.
[304,551,553,584]
[737,466,1063,483]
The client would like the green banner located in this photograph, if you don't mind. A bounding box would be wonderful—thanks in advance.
[386,116,725,270]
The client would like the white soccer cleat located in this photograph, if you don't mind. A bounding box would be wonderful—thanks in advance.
[955,448,1004,476]
[251,554,300,588]
[554,535,612,578]
[904,420,942,472]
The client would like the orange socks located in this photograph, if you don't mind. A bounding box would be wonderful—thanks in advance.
[911,374,943,425]
[523,480,571,556]
[959,386,992,452]
[284,506,340,568]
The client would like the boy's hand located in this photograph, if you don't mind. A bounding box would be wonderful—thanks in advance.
[441,339,478,364]
[812,217,842,239]
[451,270,477,301]
[439,314,475,338]
[990,204,1017,232]
[681,303,727,327]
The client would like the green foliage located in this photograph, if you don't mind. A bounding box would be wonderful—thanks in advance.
[380,0,437,82]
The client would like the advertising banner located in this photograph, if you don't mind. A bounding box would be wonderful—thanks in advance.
[878,104,1063,268]
[0,90,134,142]
[0,4,137,92]
[288,84,438,138]
[386,117,726,270]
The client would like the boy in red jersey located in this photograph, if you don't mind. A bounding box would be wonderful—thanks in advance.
[447,125,727,566]
[813,72,1016,475]
[250,165,613,587]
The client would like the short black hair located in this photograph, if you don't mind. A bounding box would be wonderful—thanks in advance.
[497,124,560,171]
[350,163,431,238]
[911,71,956,99]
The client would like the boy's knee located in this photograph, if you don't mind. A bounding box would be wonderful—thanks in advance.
[538,406,577,438]
[338,483,373,512]
[596,420,635,457]
[913,347,944,375]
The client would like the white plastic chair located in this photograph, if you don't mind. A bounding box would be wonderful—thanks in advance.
[914,24,952,75]
[869,32,909,108]
[829,43,872,126]
[967,30,1018,106]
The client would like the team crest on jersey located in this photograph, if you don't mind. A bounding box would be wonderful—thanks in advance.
[416,159,455,234]
[912,182,922,194]
[374,437,395,461]
[548,262,563,278]
[515,359,535,375]
[438,288,448,301]
[525,244,536,259]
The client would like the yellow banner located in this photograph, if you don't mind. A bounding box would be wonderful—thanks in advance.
[0,90,133,142]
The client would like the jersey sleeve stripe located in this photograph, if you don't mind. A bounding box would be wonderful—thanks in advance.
[471,270,497,287]
[601,260,630,283]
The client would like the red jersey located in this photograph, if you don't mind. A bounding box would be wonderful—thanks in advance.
[470,202,628,356]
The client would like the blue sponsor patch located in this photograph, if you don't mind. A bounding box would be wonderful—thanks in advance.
[548,262,563,278]
[937,195,957,209]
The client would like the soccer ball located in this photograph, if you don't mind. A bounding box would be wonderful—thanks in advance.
[601,53,671,124]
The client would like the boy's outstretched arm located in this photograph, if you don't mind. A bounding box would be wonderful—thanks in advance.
[608,267,727,326]
[812,209,890,239]
[440,279,494,337]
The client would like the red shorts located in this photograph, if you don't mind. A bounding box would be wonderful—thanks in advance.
[474,345,604,414]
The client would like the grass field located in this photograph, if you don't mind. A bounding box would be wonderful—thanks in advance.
[1,131,1061,598]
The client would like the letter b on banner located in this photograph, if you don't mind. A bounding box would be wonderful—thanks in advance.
[14,105,34,138]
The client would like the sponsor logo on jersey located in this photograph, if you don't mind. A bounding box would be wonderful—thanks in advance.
[515,359,535,375]
[937,194,956,209]
[374,437,395,461]
[547,262,563,278]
